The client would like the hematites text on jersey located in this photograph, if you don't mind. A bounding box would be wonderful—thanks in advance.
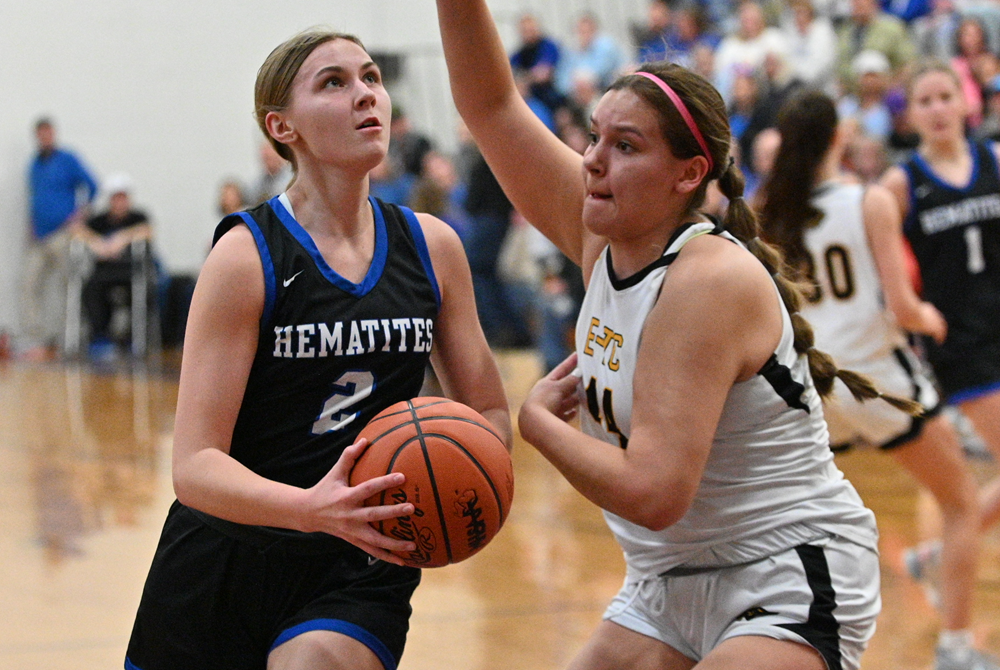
[273,317,434,359]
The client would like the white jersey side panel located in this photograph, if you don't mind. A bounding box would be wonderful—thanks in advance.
[576,222,878,578]
[803,182,907,364]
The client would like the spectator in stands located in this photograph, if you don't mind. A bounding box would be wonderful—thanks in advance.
[409,151,470,240]
[23,117,98,361]
[976,75,1000,141]
[729,66,774,169]
[515,68,558,132]
[912,0,962,61]
[746,127,781,208]
[714,1,789,103]
[388,105,433,178]
[556,13,625,96]
[462,145,533,349]
[78,173,152,360]
[839,50,894,141]
[633,0,675,64]
[217,179,247,217]
[783,0,838,94]
[848,132,890,183]
[510,13,563,113]
[565,68,603,123]
[667,4,722,69]
[837,0,916,83]
[952,17,992,128]
[885,87,920,162]
[368,154,416,206]
[250,141,292,205]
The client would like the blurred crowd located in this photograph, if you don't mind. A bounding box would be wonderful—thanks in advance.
[356,0,1000,370]
[19,0,1000,368]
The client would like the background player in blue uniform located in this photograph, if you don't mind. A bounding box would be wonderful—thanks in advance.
[881,62,1000,579]
[125,30,511,670]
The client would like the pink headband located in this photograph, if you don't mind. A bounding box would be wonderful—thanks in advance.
[634,71,714,173]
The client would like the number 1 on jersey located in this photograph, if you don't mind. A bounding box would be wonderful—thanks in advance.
[585,377,629,449]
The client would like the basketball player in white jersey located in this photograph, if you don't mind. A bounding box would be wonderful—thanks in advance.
[760,89,996,670]
[433,2,919,668]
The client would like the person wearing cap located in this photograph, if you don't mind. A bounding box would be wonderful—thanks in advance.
[837,0,916,84]
[838,50,894,141]
[23,117,98,360]
[78,173,152,358]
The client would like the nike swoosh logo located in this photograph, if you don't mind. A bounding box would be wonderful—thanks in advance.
[283,270,304,288]
[368,555,380,565]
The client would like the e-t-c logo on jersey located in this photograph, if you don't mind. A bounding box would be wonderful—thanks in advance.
[582,317,624,371]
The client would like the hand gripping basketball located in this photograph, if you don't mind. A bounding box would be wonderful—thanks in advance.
[349,397,514,568]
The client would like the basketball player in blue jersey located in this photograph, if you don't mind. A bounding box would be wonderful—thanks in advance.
[124,31,511,670]
[761,90,997,670]
[434,2,912,669]
[881,61,1000,592]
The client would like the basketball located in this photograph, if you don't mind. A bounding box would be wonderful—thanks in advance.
[349,397,514,568]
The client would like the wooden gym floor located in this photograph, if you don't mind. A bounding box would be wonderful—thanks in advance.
[0,350,997,669]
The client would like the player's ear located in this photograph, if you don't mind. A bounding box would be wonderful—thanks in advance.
[265,111,297,146]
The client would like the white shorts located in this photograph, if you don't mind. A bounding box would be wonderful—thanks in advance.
[604,536,881,670]
[824,347,940,450]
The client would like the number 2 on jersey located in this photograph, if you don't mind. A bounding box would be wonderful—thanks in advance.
[311,371,375,435]
[585,377,629,449]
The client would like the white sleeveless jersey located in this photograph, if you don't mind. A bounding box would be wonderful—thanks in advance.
[577,222,878,578]
[802,182,907,365]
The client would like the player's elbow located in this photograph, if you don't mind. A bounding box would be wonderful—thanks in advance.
[615,483,693,532]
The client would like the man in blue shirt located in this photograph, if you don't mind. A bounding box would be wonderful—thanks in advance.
[22,118,97,360]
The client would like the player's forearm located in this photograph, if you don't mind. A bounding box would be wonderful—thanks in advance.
[519,407,682,530]
[435,0,518,123]
[172,447,310,531]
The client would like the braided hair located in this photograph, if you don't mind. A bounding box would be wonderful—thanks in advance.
[612,64,921,415]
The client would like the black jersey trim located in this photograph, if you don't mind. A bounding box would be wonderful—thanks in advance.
[606,221,717,290]
[400,206,442,308]
[231,210,277,328]
[778,544,843,670]
[758,354,810,413]
[269,195,389,298]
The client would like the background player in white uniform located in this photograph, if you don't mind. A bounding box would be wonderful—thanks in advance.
[761,89,996,670]
[434,2,912,669]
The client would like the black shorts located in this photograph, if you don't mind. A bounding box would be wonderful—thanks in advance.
[925,336,1000,404]
[125,501,421,670]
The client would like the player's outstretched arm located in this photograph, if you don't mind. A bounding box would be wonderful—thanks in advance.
[419,213,513,452]
[435,0,590,266]
[170,225,415,563]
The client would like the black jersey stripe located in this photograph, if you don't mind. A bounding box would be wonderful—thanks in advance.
[758,355,810,413]
[779,544,843,670]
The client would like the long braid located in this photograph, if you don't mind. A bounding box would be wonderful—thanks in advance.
[717,159,923,416]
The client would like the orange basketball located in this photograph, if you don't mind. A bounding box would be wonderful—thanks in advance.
[349,397,514,568]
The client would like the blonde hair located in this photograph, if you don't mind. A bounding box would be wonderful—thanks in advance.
[254,29,367,170]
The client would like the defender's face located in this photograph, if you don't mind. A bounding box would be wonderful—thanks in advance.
[582,89,690,242]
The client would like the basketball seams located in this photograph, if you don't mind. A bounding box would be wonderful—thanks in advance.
[408,400,455,565]
[423,433,507,523]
